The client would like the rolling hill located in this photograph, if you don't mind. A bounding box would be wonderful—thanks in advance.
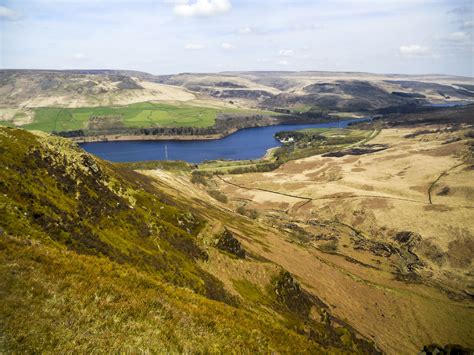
[1,70,474,135]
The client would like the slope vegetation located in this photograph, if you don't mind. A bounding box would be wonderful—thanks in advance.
[0,126,377,353]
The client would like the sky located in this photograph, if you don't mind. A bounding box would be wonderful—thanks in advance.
[0,0,473,76]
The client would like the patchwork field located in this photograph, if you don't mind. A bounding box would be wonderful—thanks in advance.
[18,102,272,132]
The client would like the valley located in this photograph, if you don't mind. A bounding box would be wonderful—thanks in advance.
[138,112,474,353]
[1,70,473,354]
[2,0,473,352]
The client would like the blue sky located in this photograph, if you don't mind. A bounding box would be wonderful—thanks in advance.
[1,0,473,76]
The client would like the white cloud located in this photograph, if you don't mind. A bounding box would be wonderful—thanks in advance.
[185,43,205,50]
[399,44,430,56]
[278,60,289,65]
[221,42,236,50]
[278,49,294,57]
[0,6,17,21]
[73,53,87,60]
[173,0,231,17]
[238,27,252,34]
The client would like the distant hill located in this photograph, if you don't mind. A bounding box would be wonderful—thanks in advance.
[1,69,473,110]
[154,70,474,110]
[0,69,196,108]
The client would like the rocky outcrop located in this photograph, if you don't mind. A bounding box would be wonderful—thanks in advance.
[216,228,246,258]
[272,270,312,316]
[393,231,422,250]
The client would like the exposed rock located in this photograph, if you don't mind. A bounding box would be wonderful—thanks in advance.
[272,270,312,316]
[322,144,388,157]
[442,137,461,145]
[81,154,101,175]
[215,228,246,258]
[393,231,422,249]
[213,81,246,88]
[420,343,472,354]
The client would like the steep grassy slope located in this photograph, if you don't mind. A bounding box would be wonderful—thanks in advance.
[0,127,377,352]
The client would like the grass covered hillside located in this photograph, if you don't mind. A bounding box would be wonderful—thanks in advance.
[0,126,378,353]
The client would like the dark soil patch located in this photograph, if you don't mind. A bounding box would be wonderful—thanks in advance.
[423,204,453,212]
[448,237,474,268]
[436,186,450,196]
[322,144,388,157]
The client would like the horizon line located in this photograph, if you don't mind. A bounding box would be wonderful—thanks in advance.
[1,68,473,79]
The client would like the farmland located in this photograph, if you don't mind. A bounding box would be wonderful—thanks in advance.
[22,102,272,132]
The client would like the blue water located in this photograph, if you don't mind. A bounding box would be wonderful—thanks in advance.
[80,118,367,163]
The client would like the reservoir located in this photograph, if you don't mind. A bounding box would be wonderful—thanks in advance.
[80,118,366,163]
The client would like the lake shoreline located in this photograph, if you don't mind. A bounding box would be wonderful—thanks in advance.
[69,117,344,143]
[71,131,232,143]
[71,122,321,143]
[79,118,369,163]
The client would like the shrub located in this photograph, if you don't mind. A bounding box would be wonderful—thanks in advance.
[191,171,208,185]
[319,240,338,253]
[208,189,228,203]
[236,206,258,219]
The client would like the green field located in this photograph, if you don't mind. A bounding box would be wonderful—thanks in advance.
[23,102,269,132]
[0,121,15,128]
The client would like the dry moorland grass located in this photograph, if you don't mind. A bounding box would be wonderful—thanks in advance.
[140,124,474,354]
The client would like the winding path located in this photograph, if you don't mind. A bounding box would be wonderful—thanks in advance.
[427,161,468,204]
[217,175,429,205]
